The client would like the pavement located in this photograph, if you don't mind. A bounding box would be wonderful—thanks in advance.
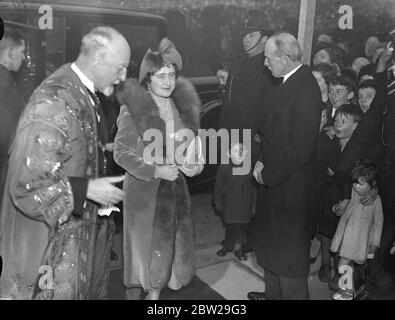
[108,192,344,300]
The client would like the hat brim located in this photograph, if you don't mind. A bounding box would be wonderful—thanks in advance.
[241,28,272,36]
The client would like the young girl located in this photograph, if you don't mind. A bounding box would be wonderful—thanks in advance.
[213,142,255,261]
[331,159,384,300]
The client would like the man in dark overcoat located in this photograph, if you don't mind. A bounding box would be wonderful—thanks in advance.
[248,32,322,300]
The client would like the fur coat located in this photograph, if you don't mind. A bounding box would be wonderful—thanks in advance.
[116,76,201,290]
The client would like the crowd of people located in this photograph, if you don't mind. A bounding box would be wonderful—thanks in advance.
[0,4,394,301]
[146,0,393,71]
[307,30,395,299]
[214,9,395,300]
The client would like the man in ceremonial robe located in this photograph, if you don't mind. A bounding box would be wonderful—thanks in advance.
[0,26,129,299]
[250,33,321,300]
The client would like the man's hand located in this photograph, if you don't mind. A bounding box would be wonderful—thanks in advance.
[105,143,114,152]
[368,245,379,254]
[253,161,264,185]
[360,187,378,206]
[216,69,228,86]
[324,126,336,139]
[86,175,125,206]
[156,164,179,181]
[376,46,393,73]
[333,199,350,216]
[390,242,395,255]
[328,167,335,176]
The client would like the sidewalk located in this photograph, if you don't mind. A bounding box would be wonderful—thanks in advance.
[108,192,334,300]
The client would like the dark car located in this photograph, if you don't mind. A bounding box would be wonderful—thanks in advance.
[1,0,222,193]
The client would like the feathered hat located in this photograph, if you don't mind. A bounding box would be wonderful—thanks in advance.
[138,38,182,82]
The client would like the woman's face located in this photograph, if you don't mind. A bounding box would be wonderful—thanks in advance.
[149,64,176,98]
[312,71,328,96]
[313,49,331,66]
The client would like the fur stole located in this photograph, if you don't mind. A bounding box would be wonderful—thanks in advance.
[117,77,201,290]
[117,76,200,141]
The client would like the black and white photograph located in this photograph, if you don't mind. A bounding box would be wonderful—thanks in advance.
[0,0,394,304]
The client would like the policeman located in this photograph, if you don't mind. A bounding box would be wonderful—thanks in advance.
[217,9,278,138]
[216,10,279,254]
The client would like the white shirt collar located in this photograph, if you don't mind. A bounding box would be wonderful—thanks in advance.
[283,64,303,83]
[71,62,95,94]
[332,106,337,118]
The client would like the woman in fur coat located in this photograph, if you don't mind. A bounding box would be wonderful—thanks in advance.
[114,39,204,300]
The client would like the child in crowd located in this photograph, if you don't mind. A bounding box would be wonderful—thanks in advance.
[213,143,255,261]
[358,79,378,113]
[318,104,364,286]
[312,63,337,110]
[325,75,358,138]
[352,57,371,78]
[331,159,383,300]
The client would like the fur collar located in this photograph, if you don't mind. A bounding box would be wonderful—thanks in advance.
[116,76,198,289]
[117,76,201,141]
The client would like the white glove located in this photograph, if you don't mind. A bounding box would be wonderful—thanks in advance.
[253,161,264,184]
[179,136,205,177]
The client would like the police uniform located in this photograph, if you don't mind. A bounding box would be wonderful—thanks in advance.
[218,11,278,141]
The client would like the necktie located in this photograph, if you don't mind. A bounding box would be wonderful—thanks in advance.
[84,86,107,176]
[85,86,101,123]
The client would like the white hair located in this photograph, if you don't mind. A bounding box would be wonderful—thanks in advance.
[80,26,121,57]
[271,32,303,62]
